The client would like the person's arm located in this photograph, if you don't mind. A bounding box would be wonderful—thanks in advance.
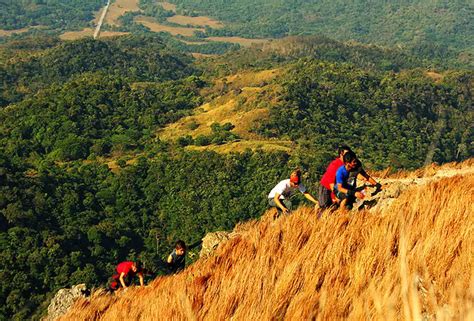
[358,169,378,186]
[303,192,318,205]
[274,193,289,213]
[167,254,174,264]
[138,272,144,286]
[119,272,127,288]
[337,183,364,199]
[329,183,335,192]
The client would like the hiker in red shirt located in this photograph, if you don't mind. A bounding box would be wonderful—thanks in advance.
[109,261,144,291]
[318,145,352,209]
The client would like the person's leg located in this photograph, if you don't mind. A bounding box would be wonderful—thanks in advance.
[345,195,356,210]
[268,198,283,214]
[109,274,120,291]
[318,184,332,208]
[268,198,291,214]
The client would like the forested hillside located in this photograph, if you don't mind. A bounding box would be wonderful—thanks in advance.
[0,33,472,319]
[0,0,105,30]
[0,35,196,106]
[2,1,472,67]
[257,61,473,169]
[171,0,473,59]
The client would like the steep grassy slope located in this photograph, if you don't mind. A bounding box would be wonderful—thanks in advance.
[62,162,474,320]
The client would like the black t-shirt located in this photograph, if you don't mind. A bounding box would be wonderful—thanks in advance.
[169,249,185,273]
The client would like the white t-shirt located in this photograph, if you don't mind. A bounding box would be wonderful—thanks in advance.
[268,179,307,199]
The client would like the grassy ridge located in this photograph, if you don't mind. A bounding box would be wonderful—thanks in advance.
[62,163,473,320]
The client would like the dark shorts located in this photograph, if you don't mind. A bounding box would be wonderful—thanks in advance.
[318,184,333,208]
[268,198,292,213]
[335,190,356,209]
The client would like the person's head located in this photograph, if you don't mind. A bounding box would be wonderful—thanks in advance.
[175,240,186,256]
[343,151,358,170]
[289,169,301,187]
[338,145,352,159]
[131,261,142,273]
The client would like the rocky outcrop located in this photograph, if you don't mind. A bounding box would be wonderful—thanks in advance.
[200,231,236,258]
[43,284,89,321]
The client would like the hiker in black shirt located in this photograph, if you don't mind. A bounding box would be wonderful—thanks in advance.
[167,240,186,274]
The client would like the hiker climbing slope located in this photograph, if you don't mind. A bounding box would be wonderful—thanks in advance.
[318,145,352,209]
[334,151,367,210]
[268,169,318,214]
[167,240,186,274]
[109,261,144,291]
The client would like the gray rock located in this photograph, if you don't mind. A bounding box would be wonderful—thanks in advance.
[43,284,89,321]
[200,231,233,258]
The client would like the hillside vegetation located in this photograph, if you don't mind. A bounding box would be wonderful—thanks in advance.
[170,0,473,59]
[2,1,472,67]
[0,0,104,30]
[0,34,472,319]
[62,162,474,320]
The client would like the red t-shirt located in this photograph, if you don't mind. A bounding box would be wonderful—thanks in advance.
[320,158,344,190]
[116,261,135,276]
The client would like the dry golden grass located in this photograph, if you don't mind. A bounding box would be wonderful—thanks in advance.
[207,36,270,47]
[62,166,474,320]
[191,53,218,59]
[374,159,474,180]
[158,2,177,12]
[0,27,30,37]
[158,69,282,143]
[135,16,203,36]
[167,15,224,28]
[105,0,141,26]
[186,140,293,153]
[426,71,444,83]
[59,28,129,40]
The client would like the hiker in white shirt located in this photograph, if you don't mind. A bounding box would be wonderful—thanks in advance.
[268,169,319,214]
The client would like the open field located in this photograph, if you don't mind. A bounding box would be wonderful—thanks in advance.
[59,28,129,40]
[191,52,218,59]
[207,36,270,47]
[105,0,141,26]
[425,71,444,83]
[167,15,224,28]
[135,16,203,36]
[0,27,31,37]
[187,140,293,153]
[158,2,177,12]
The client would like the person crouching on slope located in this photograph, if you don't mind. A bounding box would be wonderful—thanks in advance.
[167,240,186,274]
[334,151,366,210]
[109,260,144,291]
[268,169,319,215]
[318,145,352,209]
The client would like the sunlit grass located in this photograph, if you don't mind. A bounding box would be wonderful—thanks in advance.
[62,162,474,320]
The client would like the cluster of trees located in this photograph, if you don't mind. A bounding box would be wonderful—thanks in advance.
[0,0,105,30]
[257,60,473,169]
[1,73,204,161]
[138,0,175,22]
[0,35,197,107]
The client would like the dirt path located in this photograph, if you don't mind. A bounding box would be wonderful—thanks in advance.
[94,0,111,39]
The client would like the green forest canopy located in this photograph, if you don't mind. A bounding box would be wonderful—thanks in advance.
[170,0,473,54]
